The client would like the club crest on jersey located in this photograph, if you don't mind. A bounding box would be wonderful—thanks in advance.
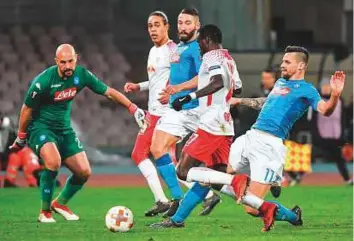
[54,87,77,101]
[271,86,290,96]
[74,77,80,85]
[147,66,156,73]
[170,51,180,63]
[39,135,46,141]
[170,45,188,63]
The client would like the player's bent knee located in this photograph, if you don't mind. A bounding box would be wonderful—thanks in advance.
[72,172,90,184]
[82,168,92,179]
[45,159,61,171]
[226,164,236,174]
[150,143,166,159]
[176,165,188,181]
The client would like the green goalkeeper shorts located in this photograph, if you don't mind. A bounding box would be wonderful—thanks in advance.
[28,128,84,161]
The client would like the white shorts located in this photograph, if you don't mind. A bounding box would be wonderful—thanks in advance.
[229,129,287,185]
[155,108,200,140]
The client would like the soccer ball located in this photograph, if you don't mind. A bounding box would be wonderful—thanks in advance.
[105,206,134,232]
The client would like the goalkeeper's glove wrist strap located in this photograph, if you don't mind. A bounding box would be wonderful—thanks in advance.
[18,131,27,139]
[128,103,138,115]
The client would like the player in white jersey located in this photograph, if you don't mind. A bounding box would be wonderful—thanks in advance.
[124,11,174,216]
[125,11,221,217]
[150,24,249,228]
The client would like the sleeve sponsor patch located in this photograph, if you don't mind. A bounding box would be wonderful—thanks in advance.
[31,91,38,99]
[208,65,221,71]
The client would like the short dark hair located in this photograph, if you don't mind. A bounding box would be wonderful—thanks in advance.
[285,45,309,63]
[198,24,222,44]
[149,11,169,25]
[263,64,281,80]
[180,7,199,17]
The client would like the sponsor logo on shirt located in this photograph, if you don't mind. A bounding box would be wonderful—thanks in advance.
[271,87,290,96]
[54,87,77,101]
[74,77,80,85]
[50,84,62,88]
[224,112,232,122]
[208,65,221,71]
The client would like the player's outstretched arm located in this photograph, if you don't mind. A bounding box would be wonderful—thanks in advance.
[164,76,198,95]
[158,76,198,104]
[194,74,223,98]
[317,71,345,116]
[104,87,145,128]
[230,97,266,110]
[9,104,32,151]
[171,75,224,111]
[124,81,149,93]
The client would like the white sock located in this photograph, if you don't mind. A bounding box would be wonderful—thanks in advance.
[220,185,236,198]
[205,190,214,199]
[187,167,233,185]
[241,192,264,209]
[178,178,214,200]
[179,179,194,189]
[138,159,168,203]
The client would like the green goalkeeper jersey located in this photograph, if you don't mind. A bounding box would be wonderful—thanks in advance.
[24,65,108,132]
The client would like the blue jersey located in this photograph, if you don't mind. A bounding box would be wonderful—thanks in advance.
[169,40,201,110]
[252,78,322,139]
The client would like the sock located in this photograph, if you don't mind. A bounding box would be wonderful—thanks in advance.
[56,175,86,205]
[40,169,58,210]
[169,143,177,165]
[171,183,210,223]
[241,192,264,209]
[155,154,183,200]
[187,167,233,185]
[138,159,168,203]
[205,190,214,199]
[268,200,297,223]
[179,178,214,200]
[220,185,236,198]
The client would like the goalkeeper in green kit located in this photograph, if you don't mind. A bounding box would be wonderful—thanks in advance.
[10,44,146,223]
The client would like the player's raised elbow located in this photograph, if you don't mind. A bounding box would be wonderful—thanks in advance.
[234,87,242,95]
[322,109,334,117]
[104,87,115,100]
[317,100,334,117]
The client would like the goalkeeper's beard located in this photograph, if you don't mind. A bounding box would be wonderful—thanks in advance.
[62,69,74,77]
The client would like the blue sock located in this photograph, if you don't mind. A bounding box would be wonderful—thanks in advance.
[155,153,184,200]
[269,200,297,223]
[171,183,210,223]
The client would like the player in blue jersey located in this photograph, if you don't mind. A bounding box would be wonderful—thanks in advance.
[150,8,220,218]
[174,46,346,232]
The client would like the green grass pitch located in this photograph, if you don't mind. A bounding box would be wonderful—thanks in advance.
[0,186,352,241]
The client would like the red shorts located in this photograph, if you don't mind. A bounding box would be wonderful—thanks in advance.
[183,129,232,168]
[131,112,160,164]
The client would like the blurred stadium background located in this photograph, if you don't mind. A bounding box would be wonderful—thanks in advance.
[0,0,352,184]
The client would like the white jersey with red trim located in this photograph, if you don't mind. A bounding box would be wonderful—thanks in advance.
[146,40,176,116]
[197,49,242,136]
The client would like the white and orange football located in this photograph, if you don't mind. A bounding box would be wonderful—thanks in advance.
[105,206,134,232]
